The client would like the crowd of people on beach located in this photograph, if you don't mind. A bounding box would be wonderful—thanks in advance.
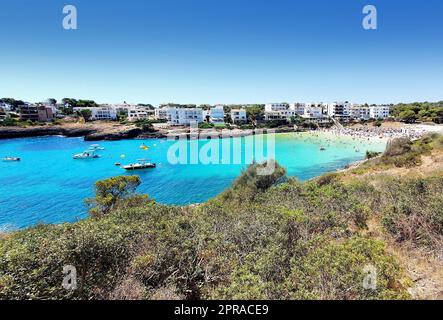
[317,125,442,141]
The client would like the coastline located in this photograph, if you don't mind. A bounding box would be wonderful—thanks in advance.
[1,121,442,142]
[0,122,296,141]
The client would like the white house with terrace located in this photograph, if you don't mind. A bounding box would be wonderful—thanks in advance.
[165,107,203,126]
[264,103,295,122]
[203,105,225,124]
[230,109,247,123]
[73,106,117,121]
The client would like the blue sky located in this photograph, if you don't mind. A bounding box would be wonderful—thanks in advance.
[1,0,442,105]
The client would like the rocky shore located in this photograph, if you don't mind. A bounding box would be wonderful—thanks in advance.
[0,123,165,141]
[0,123,297,141]
[0,126,95,139]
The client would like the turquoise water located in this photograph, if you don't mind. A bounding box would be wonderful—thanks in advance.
[0,133,386,230]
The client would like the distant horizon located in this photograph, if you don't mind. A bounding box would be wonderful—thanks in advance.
[1,0,443,105]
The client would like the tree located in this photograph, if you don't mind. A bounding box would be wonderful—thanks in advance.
[225,113,233,124]
[47,98,57,105]
[245,105,264,124]
[86,175,142,216]
[399,110,418,123]
[79,109,92,122]
[137,104,154,110]
[290,115,303,125]
[0,98,25,110]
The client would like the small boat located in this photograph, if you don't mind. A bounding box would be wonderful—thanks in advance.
[88,144,105,151]
[2,156,20,162]
[115,162,121,166]
[73,150,101,159]
[122,159,156,171]
[320,147,326,151]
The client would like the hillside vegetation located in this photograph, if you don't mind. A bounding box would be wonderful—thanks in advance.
[1,135,442,300]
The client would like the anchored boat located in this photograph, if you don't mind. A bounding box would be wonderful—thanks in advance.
[123,159,156,171]
[88,144,105,151]
[73,150,101,159]
[2,156,21,162]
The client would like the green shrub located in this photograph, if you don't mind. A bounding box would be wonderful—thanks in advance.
[86,175,143,216]
[231,161,287,193]
[366,151,381,159]
[286,237,409,300]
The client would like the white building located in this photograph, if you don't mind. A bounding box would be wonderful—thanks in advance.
[264,109,296,122]
[289,103,305,115]
[204,105,225,124]
[230,109,247,123]
[264,103,294,122]
[0,106,8,121]
[155,108,169,120]
[265,103,290,112]
[166,108,203,126]
[370,105,391,119]
[327,101,351,121]
[350,104,370,120]
[127,108,150,122]
[302,105,323,120]
[73,106,117,121]
[0,102,12,111]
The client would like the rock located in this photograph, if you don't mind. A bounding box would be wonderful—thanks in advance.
[0,126,94,139]
[84,128,143,141]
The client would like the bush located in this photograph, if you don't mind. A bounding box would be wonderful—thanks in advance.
[286,237,409,300]
[198,122,214,129]
[231,161,287,193]
[86,176,143,216]
[366,151,381,159]
[379,176,443,249]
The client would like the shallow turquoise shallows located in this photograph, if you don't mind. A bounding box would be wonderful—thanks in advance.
[0,133,386,230]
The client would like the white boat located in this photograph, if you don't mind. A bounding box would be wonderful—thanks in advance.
[2,156,20,162]
[88,144,105,151]
[73,150,101,159]
[122,159,156,170]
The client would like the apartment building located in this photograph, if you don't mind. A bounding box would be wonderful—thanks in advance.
[264,103,290,112]
[350,104,370,120]
[73,106,117,120]
[370,105,391,119]
[18,105,39,121]
[154,108,169,120]
[127,108,150,122]
[289,103,306,115]
[302,105,323,120]
[327,101,351,122]
[264,109,296,122]
[166,108,203,126]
